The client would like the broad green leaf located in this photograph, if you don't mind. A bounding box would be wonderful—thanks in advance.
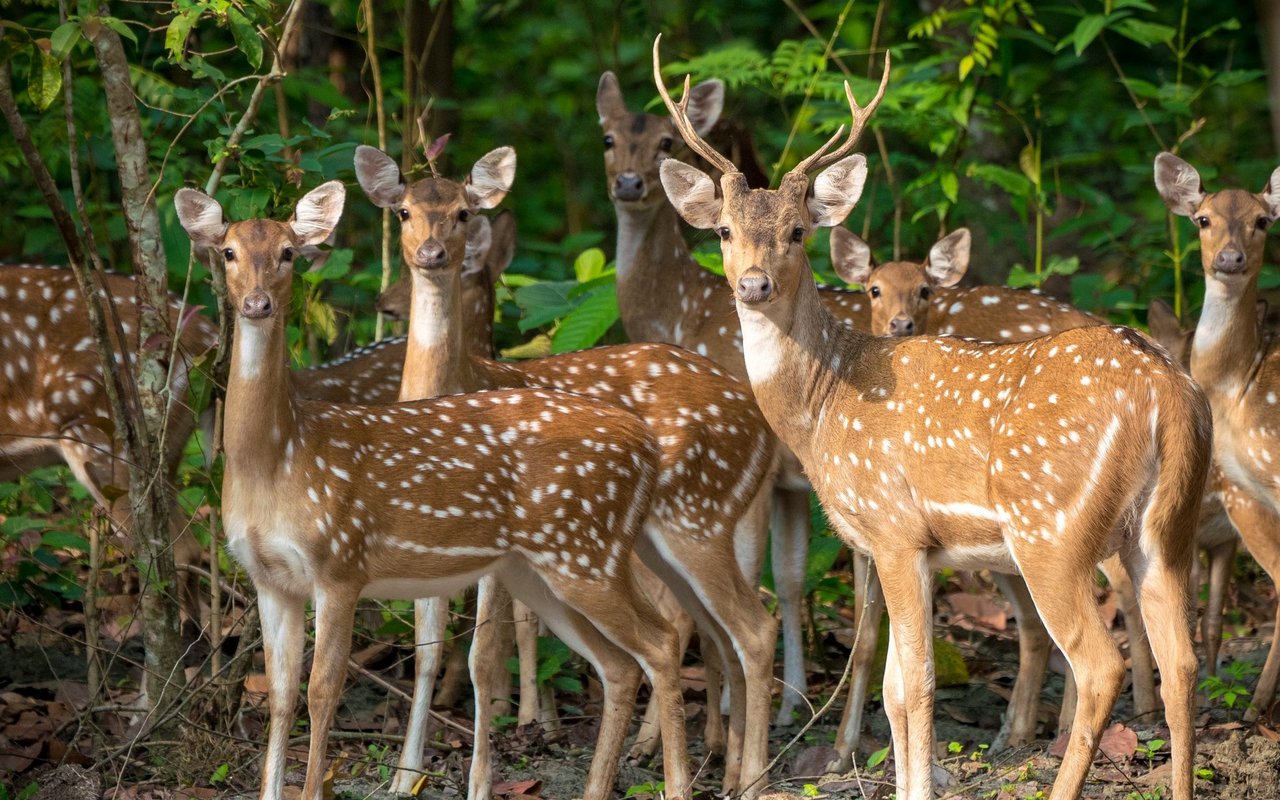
[1018,144,1039,186]
[1112,18,1175,47]
[551,286,618,353]
[1067,14,1108,56]
[939,171,959,204]
[100,16,138,45]
[28,46,62,111]
[958,54,975,82]
[867,744,890,769]
[41,530,90,551]
[514,280,578,331]
[305,299,338,344]
[50,22,81,60]
[228,8,263,70]
[572,247,607,283]
[165,10,197,60]
[1,516,43,537]
[967,163,1032,197]
[1214,69,1267,88]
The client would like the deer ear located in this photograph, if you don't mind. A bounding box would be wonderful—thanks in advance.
[926,228,971,288]
[1154,152,1205,217]
[597,72,627,123]
[463,215,493,275]
[830,227,875,286]
[809,154,868,228]
[375,275,410,320]
[660,160,722,229]
[355,145,406,209]
[290,181,346,246]
[487,210,517,280]
[685,79,725,136]
[174,188,228,250]
[466,147,517,210]
[1146,297,1181,343]
[1263,166,1280,220]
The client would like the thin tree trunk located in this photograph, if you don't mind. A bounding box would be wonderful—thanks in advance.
[1259,0,1280,155]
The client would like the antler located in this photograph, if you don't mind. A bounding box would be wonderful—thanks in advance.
[652,34,738,177]
[790,50,891,176]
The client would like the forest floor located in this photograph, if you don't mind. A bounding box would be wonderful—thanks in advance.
[4,560,1280,800]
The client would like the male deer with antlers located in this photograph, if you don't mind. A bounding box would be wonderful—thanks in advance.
[175,181,692,800]
[655,38,1209,798]
[354,141,778,797]
[1155,152,1280,722]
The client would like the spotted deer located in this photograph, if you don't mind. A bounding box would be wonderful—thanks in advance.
[0,264,216,625]
[656,38,1209,799]
[598,68,876,726]
[175,181,692,800]
[355,142,778,797]
[1155,152,1280,722]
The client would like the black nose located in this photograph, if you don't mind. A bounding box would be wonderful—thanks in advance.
[415,239,448,269]
[1214,248,1247,274]
[242,291,273,319]
[889,316,915,336]
[614,173,644,202]
[736,269,773,304]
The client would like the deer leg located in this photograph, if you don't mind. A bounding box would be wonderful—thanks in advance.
[830,553,884,773]
[489,586,516,722]
[1101,554,1159,720]
[629,581,699,761]
[1226,491,1280,722]
[257,587,307,800]
[1058,670,1078,737]
[391,596,450,794]
[300,587,359,800]
[1124,543,1198,800]
[772,487,811,726]
[467,575,502,800]
[511,599,543,727]
[875,547,936,800]
[990,572,1052,752]
[1203,539,1236,678]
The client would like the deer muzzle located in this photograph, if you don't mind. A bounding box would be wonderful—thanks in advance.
[736,268,774,305]
[613,172,645,202]
[888,316,916,336]
[1213,247,1247,275]
[241,290,273,319]
[414,239,449,270]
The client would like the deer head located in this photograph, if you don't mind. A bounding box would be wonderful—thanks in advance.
[355,144,515,275]
[830,227,970,336]
[597,71,723,208]
[1154,152,1280,282]
[175,181,346,322]
[653,36,887,331]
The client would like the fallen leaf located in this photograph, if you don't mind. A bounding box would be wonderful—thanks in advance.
[1098,722,1138,763]
[1135,761,1174,787]
[944,592,1009,631]
[1259,723,1280,742]
[493,779,542,797]
[0,738,41,772]
[244,673,271,695]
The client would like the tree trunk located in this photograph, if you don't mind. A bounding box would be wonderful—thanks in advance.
[402,0,455,170]
[1259,0,1280,156]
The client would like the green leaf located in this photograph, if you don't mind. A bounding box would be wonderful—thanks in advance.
[28,45,62,111]
[99,16,137,46]
[50,22,81,60]
[1,516,43,537]
[514,280,578,331]
[1067,14,1108,56]
[958,54,975,82]
[551,286,618,353]
[867,744,891,769]
[228,8,263,70]
[572,247,607,283]
[165,11,197,61]
[41,530,90,551]
[939,171,959,204]
[1112,18,1176,47]
[803,534,843,595]
[967,163,1032,198]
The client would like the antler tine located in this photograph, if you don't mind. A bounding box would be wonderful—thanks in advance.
[791,50,892,176]
[652,35,738,177]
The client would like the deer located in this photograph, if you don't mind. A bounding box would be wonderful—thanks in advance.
[1154,151,1280,723]
[354,142,779,797]
[598,69,876,727]
[655,37,1210,799]
[174,180,693,800]
[0,264,216,631]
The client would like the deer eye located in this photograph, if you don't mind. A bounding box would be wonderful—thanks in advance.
[398,208,410,221]
[222,248,235,261]
[869,286,881,298]
[458,209,470,223]
[717,226,730,241]
[659,137,674,152]
[1195,216,1210,228]
[1258,217,1270,231]
[791,226,805,243]
[603,134,615,149]
[919,286,931,299]
[282,247,293,262]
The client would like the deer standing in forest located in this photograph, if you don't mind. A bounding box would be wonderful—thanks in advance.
[656,38,1209,799]
[175,180,693,800]
[1155,152,1280,722]
[354,142,778,797]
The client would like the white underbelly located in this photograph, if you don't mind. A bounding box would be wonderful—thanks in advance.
[929,541,1019,574]
[363,568,493,601]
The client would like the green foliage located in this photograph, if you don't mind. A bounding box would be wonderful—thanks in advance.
[866,744,890,769]
[1199,659,1261,709]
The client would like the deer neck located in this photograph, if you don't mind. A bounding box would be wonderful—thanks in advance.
[614,199,701,340]
[1191,273,1263,402]
[737,277,870,458]
[225,315,298,477]
[400,267,476,400]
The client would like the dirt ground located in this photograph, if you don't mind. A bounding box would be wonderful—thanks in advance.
[5,572,1280,800]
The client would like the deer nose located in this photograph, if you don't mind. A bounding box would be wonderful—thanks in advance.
[736,268,773,305]
[1214,248,1247,274]
[414,239,448,269]
[888,316,916,336]
[614,172,645,202]
[241,290,273,319]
